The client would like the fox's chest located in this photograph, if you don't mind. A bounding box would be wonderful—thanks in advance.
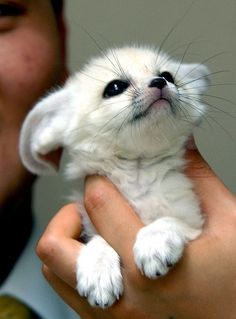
[106,162,175,225]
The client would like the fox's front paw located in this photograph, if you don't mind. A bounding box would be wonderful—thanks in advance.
[76,236,123,308]
[133,218,200,278]
[133,227,184,278]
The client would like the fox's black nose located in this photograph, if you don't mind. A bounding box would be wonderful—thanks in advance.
[149,78,167,89]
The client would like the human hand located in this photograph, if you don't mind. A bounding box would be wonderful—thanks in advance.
[37,146,236,319]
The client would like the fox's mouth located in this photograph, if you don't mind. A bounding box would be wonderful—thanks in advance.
[131,97,171,122]
[150,97,170,108]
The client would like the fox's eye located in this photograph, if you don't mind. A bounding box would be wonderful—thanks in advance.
[103,80,130,98]
[159,71,175,84]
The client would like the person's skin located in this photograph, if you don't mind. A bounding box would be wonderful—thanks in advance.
[37,145,236,319]
[0,0,66,283]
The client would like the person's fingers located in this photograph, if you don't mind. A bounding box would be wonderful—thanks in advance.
[185,136,216,179]
[185,148,215,179]
[36,203,82,288]
[42,265,147,319]
[84,176,143,268]
[185,147,236,219]
[42,265,97,319]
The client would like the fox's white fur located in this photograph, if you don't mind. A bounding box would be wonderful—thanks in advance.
[19,46,208,308]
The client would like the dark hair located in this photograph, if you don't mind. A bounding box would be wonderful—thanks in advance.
[51,0,63,16]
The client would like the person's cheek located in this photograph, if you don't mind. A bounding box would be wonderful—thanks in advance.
[0,32,63,127]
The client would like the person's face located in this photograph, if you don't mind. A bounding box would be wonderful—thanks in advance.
[0,0,66,207]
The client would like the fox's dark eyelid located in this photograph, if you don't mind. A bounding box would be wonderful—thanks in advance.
[0,3,25,17]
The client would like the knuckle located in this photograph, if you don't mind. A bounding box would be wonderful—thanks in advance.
[84,183,109,213]
[36,232,58,264]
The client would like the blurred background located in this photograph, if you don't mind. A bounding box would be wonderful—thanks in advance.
[34,0,236,226]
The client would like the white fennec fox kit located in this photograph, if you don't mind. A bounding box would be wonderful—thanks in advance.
[19,45,208,308]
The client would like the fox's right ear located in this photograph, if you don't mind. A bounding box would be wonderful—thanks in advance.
[19,87,71,176]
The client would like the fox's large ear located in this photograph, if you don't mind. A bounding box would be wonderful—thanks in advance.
[19,87,71,175]
[177,63,210,93]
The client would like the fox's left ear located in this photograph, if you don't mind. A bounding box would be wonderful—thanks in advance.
[19,87,71,176]
[177,63,210,93]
